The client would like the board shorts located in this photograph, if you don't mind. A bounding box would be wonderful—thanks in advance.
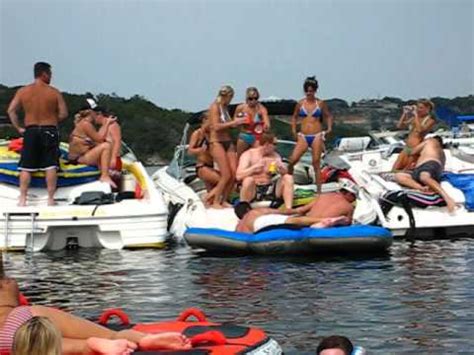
[411,160,443,183]
[18,125,59,171]
[253,214,289,232]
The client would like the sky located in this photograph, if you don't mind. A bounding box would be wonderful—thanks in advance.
[1,0,472,112]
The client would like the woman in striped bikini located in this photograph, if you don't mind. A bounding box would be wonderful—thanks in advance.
[0,278,191,354]
[288,76,333,194]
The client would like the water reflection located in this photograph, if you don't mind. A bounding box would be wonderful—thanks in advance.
[3,239,474,353]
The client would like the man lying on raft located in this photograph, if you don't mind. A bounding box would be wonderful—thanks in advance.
[234,178,357,233]
[394,136,456,212]
[0,277,191,354]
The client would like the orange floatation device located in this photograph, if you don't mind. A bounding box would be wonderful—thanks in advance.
[98,307,281,354]
[14,295,280,354]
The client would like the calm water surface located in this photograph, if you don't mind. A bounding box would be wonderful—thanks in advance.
[4,240,474,353]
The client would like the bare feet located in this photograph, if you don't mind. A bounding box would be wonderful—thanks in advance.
[210,203,224,209]
[139,332,191,351]
[47,198,56,206]
[18,195,27,207]
[100,176,117,189]
[222,201,233,208]
[446,198,457,213]
[86,338,137,355]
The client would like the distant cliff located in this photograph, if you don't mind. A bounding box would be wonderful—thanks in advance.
[1,84,472,163]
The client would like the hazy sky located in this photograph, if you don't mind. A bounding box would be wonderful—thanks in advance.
[1,0,472,111]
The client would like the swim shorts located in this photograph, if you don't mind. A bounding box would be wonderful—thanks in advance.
[411,160,443,183]
[18,125,60,171]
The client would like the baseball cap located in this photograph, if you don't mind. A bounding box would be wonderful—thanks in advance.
[92,105,110,116]
[339,178,359,195]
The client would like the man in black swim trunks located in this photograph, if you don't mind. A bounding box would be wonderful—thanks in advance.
[7,62,68,206]
[395,136,456,212]
[236,132,294,210]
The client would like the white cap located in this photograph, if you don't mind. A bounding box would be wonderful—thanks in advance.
[339,178,359,195]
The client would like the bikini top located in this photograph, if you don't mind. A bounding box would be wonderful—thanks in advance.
[409,115,431,132]
[219,105,231,123]
[241,105,263,134]
[298,100,322,120]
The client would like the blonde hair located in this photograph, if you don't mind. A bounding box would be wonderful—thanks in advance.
[418,99,435,112]
[13,317,61,355]
[246,87,260,100]
[216,85,234,103]
[74,109,93,125]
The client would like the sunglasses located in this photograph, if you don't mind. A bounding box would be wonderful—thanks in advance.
[247,97,259,101]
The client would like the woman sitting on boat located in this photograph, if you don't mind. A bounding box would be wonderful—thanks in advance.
[68,107,117,187]
[392,99,436,171]
[207,85,246,208]
[234,87,270,157]
[288,76,333,194]
[0,277,191,354]
[188,112,220,204]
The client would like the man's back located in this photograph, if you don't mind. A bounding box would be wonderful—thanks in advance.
[18,82,61,126]
[307,192,354,219]
[417,139,445,167]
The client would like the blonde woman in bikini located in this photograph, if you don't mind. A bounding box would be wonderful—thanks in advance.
[188,112,221,205]
[392,99,436,171]
[288,76,333,194]
[68,108,117,187]
[234,87,270,158]
[207,85,247,208]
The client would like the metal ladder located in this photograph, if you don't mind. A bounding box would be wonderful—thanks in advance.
[3,212,39,252]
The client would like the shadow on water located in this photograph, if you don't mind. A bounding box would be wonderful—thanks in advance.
[3,239,474,353]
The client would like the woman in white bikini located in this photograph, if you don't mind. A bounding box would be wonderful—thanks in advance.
[207,85,246,208]
[392,99,436,171]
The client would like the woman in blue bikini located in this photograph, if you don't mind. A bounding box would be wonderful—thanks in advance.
[234,87,270,157]
[288,77,333,194]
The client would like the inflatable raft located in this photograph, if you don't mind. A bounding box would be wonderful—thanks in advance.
[0,140,100,187]
[185,225,392,255]
[98,308,282,354]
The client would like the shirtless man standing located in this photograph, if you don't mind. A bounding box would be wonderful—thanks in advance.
[395,136,456,212]
[7,62,68,206]
[236,132,294,210]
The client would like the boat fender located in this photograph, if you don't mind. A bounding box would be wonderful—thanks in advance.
[98,308,131,326]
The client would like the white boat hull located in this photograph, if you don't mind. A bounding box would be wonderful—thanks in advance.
[0,162,168,251]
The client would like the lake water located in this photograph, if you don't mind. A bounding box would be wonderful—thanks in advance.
[4,239,474,354]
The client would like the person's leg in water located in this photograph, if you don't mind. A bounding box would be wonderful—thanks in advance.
[288,134,308,175]
[30,305,191,353]
[18,170,32,207]
[418,172,456,212]
[44,168,57,206]
[275,174,294,210]
[79,142,116,188]
[311,134,324,194]
[240,176,257,203]
[209,142,232,208]
[395,172,429,191]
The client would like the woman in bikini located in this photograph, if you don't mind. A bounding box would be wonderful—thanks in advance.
[188,112,220,204]
[68,108,117,187]
[234,87,270,158]
[288,76,333,194]
[207,85,246,208]
[392,99,436,171]
[0,277,191,354]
